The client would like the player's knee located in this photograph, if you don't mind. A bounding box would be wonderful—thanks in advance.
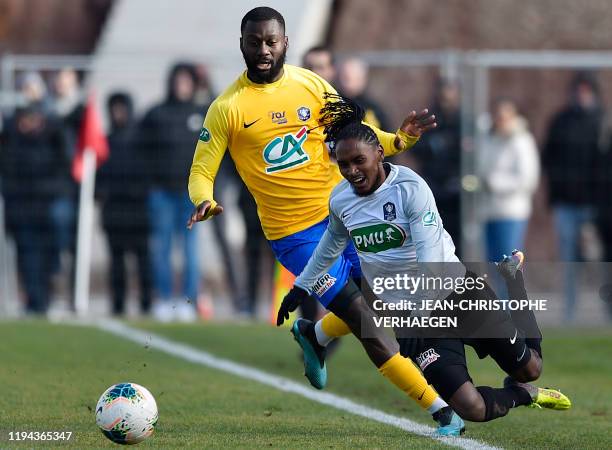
[523,357,542,382]
[454,397,486,422]
[514,351,542,382]
[449,386,486,422]
[526,364,542,381]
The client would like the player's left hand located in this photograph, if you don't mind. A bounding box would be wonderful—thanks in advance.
[186,200,224,230]
[394,109,437,149]
[276,286,309,326]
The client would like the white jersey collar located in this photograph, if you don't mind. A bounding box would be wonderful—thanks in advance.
[369,163,398,196]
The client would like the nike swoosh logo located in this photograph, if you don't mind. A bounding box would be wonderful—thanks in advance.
[516,344,527,362]
[243,118,260,128]
[417,389,426,401]
[510,329,517,345]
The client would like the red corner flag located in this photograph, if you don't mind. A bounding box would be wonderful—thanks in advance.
[72,92,109,182]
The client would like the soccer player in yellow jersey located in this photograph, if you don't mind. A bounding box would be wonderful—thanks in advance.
[187,7,463,435]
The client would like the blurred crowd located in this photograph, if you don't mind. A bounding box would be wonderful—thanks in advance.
[1,50,612,322]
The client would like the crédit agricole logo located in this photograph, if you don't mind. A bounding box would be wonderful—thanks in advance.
[262,126,310,173]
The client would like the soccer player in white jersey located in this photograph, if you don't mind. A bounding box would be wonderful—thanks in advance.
[279,94,571,423]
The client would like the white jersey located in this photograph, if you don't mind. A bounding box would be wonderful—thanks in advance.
[295,163,465,305]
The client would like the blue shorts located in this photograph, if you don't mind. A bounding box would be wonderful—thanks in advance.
[269,217,362,307]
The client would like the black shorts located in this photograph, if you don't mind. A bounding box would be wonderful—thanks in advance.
[398,272,543,400]
[400,335,542,400]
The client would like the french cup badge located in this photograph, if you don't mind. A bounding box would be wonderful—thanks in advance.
[383,202,396,221]
[297,106,311,122]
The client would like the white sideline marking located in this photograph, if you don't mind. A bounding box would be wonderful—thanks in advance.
[96,320,501,450]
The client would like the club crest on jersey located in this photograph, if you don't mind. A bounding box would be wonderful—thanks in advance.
[383,202,396,221]
[199,127,211,143]
[350,223,406,253]
[269,110,287,125]
[422,211,437,227]
[297,106,311,122]
[262,126,310,173]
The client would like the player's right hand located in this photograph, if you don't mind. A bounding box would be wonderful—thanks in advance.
[186,200,223,229]
[276,286,309,326]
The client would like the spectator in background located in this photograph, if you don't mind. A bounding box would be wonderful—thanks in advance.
[480,98,540,261]
[302,46,337,84]
[48,68,82,290]
[235,165,272,317]
[596,112,612,318]
[139,62,203,322]
[51,68,83,129]
[193,63,214,107]
[337,57,390,131]
[0,85,69,314]
[542,72,603,322]
[412,81,463,256]
[18,71,52,111]
[97,92,151,316]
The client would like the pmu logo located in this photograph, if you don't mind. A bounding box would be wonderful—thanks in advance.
[350,223,406,253]
[262,126,310,174]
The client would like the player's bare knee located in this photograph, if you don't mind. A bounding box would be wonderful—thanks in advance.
[524,354,543,381]
[513,350,542,382]
[449,384,486,422]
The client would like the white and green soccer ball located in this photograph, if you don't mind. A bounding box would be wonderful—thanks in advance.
[95,382,158,445]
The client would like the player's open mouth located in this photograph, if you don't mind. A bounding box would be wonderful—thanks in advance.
[351,175,368,188]
[256,60,272,70]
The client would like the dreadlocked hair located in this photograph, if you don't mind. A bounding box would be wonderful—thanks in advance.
[319,93,380,149]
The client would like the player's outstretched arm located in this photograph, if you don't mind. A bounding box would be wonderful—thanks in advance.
[395,109,437,148]
[371,109,437,157]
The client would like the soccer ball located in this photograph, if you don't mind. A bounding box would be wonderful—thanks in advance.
[95,382,158,445]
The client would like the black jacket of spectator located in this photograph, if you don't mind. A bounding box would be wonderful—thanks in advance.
[412,109,461,205]
[0,104,70,228]
[411,109,462,255]
[97,93,150,233]
[542,105,602,207]
[138,63,206,192]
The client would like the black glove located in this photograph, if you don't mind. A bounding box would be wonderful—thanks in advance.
[276,285,309,326]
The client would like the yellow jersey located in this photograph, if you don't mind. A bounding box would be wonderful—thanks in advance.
[189,64,417,240]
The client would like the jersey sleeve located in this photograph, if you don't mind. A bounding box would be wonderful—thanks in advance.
[371,124,419,157]
[294,200,350,294]
[188,99,230,212]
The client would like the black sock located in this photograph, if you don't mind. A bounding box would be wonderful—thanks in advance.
[476,385,532,422]
[507,271,542,340]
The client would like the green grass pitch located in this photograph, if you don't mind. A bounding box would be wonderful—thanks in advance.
[0,320,610,449]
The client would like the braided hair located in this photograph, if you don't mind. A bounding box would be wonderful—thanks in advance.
[319,93,380,150]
